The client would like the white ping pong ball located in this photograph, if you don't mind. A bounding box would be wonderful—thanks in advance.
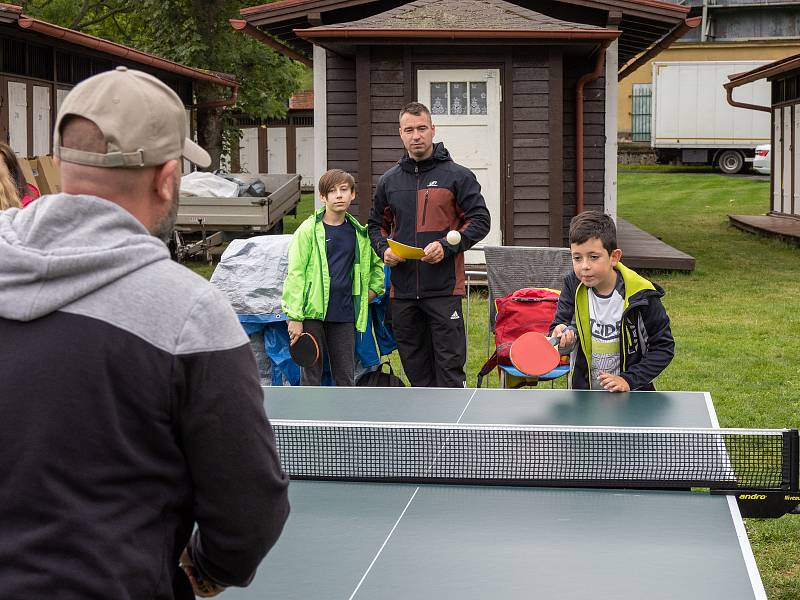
[446,230,461,245]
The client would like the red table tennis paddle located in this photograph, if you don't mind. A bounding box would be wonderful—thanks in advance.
[509,331,561,377]
[290,332,320,368]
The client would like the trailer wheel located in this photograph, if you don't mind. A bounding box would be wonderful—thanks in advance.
[717,150,745,174]
[267,219,284,235]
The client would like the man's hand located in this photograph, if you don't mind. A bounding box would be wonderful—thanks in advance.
[421,241,444,264]
[180,549,225,598]
[552,324,576,349]
[383,247,405,267]
[287,320,303,344]
[368,290,377,302]
[598,371,630,393]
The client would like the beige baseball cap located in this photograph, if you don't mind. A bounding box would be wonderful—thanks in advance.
[53,66,211,169]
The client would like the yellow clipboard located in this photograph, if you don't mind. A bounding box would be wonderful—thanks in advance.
[387,238,426,260]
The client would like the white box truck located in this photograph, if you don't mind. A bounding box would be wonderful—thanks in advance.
[651,61,771,174]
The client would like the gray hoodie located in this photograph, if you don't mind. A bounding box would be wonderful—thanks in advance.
[0,194,289,600]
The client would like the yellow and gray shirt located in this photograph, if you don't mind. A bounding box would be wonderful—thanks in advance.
[587,273,625,389]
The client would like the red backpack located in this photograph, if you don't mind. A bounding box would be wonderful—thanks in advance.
[476,287,563,387]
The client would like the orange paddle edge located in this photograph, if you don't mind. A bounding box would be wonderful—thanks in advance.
[290,332,320,367]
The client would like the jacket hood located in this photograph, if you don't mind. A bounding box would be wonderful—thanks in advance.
[399,142,452,173]
[0,194,170,322]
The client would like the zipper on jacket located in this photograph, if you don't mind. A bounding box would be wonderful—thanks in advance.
[422,188,429,226]
[415,166,420,299]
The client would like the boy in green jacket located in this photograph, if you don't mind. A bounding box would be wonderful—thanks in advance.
[282,169,385,386]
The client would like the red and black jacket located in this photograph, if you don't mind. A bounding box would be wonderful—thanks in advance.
[368,142,491,299]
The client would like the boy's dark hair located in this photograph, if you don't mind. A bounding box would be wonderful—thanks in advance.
[569,210,618,255]
[318,169,355,196]
[399,102,431,122]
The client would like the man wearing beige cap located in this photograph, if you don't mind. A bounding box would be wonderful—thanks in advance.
[0,67,289,599]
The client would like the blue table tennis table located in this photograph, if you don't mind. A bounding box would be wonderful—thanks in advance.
[228,387,766,600]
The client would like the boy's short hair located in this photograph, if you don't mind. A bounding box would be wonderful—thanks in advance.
[318,169,355,196]
[399,102,431,122]
[569,210,618,255]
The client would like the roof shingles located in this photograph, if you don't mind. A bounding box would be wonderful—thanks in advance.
[324,0,605,31]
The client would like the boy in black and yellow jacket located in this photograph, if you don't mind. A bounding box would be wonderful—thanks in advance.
[550,211,674,391]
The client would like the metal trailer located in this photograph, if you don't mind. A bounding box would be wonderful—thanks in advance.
[174,173,301,262]
[651,61,771,174]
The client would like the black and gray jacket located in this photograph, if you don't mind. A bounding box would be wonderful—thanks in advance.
[0,195,289,599]
[368,142,491,299]
[550,263,675,391]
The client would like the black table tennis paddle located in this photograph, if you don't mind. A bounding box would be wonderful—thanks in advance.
[290,332,320,368]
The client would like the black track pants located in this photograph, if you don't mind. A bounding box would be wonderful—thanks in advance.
[391,296,466,388]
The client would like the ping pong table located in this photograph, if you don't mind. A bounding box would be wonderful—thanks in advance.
[228,387,766,600]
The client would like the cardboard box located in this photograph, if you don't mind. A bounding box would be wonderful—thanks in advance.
[18,158,38,189]
[33,155,61,195]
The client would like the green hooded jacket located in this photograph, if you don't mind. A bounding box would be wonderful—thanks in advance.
[281,208,385,332]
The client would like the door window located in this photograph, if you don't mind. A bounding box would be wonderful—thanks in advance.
[429,81,488,116]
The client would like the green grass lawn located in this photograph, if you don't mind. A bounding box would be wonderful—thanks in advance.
[618,172,800,600]
[187,171,800,597]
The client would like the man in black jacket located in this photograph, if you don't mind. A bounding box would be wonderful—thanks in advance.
[369,102,490,387]
[0,68,289,599]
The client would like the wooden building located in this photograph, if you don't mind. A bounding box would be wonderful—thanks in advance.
[0,4,235,160]
[231,91,315,189]
[236,0,692,253]
[727,54,800,242]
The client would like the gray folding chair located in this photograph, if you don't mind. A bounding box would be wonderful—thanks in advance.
[482,246,573,388]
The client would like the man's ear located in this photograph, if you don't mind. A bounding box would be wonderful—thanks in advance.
[153,160,180,203]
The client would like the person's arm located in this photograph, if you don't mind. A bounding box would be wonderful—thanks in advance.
[281,224,312,322]
[441,170,491,257]
[548,272,579,350]
[619,297,675,390]
[368,178,405,267]
[367,178,392,259]
[367,245,385,301]
[176,289,290,588]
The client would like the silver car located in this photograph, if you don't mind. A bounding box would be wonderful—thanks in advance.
[753,144,770,175]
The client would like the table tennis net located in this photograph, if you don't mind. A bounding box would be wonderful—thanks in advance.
[272,420,797,490]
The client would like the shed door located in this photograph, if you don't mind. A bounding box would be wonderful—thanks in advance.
[417,69,501,265]
[8,81,28,156]
[32,85,51,156]
[295,126,314,188]
[783,106,792,216]
[794,106,800,217]
[239,127,260,173]
[267,127,287,173]
[773,109,782,213]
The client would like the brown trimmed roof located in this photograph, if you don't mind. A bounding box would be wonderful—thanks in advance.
[239,0,689,66]
[0,4,235,88]
[726,52,800,88]
[312,0,607,32]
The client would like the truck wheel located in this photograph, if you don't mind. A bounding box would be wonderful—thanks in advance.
[717,150,744,174]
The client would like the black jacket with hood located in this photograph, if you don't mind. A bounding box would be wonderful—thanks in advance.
[550,263,675,391]
[368,142,491,299]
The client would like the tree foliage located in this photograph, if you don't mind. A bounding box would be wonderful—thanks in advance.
[21,0,308,167]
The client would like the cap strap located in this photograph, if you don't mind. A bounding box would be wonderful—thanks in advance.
[54,146,147,168]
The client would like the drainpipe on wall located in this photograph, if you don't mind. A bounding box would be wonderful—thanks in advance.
[575,40,612,214]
